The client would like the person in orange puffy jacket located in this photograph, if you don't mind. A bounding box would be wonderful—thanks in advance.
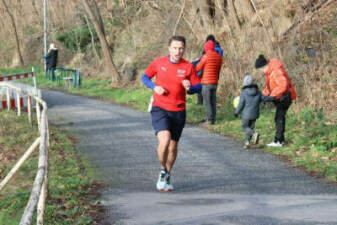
[255,55,296,147]
[196,40,223,125]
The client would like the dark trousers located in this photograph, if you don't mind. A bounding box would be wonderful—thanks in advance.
[202,84,217,122]
[197,92,203,104]
[50,67,56,81]
[274,93,292,143]
[242,119,256,142]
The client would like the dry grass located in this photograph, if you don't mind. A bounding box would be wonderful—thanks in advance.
[214,0,337,122]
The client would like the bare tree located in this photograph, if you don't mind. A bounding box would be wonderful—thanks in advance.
[227,0,241,30]
[195,0,214,33]
[1,0,24,66]
[31,0,40,18]
[173,0,186,35]
[215,0,233,34]
[231,0,255,25]
[83,12,101,62]
[81,0,121,85]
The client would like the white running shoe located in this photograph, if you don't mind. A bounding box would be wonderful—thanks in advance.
[244,141,250,149]
[267,141,283,147]
[156,171,166,191]
[165,174,174,192]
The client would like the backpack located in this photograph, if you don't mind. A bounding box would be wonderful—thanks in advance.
[289,79,297,100]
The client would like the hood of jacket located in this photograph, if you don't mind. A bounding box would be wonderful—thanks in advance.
[204,40,215,53]
[266,58,283,76]
[242,84,259,96]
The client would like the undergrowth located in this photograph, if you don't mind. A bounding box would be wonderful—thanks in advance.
[0,110,105,224]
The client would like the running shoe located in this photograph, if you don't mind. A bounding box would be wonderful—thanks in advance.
[267,141,283,147]
[156,170,167,191]
[165,173,174,192]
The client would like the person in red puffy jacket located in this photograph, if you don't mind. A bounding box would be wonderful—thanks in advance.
[255,55,297,147]
[196,40,223,125]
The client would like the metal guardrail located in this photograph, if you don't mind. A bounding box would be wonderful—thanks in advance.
[0,82,49,225]
[47,67,81,88]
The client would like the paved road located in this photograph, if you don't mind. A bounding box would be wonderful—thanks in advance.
[43,90,337,225]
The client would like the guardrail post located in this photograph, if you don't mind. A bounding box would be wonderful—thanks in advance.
[32,67,37,89]
[6,87,10,111]
[17,91,21,116]
[27,96,32,124]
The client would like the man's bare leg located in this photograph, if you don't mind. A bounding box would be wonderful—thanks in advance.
[157,130,171,169]
[166,140,178,173]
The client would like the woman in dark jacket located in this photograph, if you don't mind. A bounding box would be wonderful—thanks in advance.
[44,43,58,81]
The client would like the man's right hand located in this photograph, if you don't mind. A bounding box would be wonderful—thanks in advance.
[154,86,166,95]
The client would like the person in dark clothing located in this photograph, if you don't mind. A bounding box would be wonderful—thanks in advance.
[235,75,275,148]
[255,55,297,147]
[192,34,223,105]
[196,40,222,125]
[44,43,58,81]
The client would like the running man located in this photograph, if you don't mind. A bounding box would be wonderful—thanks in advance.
[142,35,201,191]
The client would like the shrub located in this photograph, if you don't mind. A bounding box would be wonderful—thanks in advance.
[56,26,97,52]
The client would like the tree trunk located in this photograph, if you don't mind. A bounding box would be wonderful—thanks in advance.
[195,0,214,34]
[173,0,186,35]
[215,0,232,34]
[236,0,255,23]
[1,0,24,66]
[31,0,40,18]
[185,1,204,43]
[227,0,241,30]
[82,0,121,85]
[83,11,101,62]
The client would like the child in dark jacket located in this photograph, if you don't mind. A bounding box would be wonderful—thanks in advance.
[235,75,275,148]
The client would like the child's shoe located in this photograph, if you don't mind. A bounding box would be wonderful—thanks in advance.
[252,132,259,144]
[244,141,250,149]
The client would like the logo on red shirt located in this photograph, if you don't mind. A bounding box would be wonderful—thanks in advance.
[176,69,186,78]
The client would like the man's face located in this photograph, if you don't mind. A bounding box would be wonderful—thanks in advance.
[259,65,268,74]
[168,40,185,63]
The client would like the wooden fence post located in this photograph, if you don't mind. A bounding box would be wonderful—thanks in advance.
[27,96,32,124]
[36,101,41,131]
[45,115,50,147]
[37,121,48,225]
[20,103,48,225]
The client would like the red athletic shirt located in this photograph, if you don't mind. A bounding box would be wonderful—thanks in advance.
[145,56,200,111]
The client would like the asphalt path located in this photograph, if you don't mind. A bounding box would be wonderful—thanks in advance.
[43,90,337,225]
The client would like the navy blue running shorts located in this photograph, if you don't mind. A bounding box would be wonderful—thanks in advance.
[151,106,186,141]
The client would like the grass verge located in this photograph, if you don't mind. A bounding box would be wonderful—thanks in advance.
[0,110,105,224]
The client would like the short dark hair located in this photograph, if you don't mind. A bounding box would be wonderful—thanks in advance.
[169,35,186,46]
[206,34,216,42]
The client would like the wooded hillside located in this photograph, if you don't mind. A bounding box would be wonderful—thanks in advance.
[0,0,336,115]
